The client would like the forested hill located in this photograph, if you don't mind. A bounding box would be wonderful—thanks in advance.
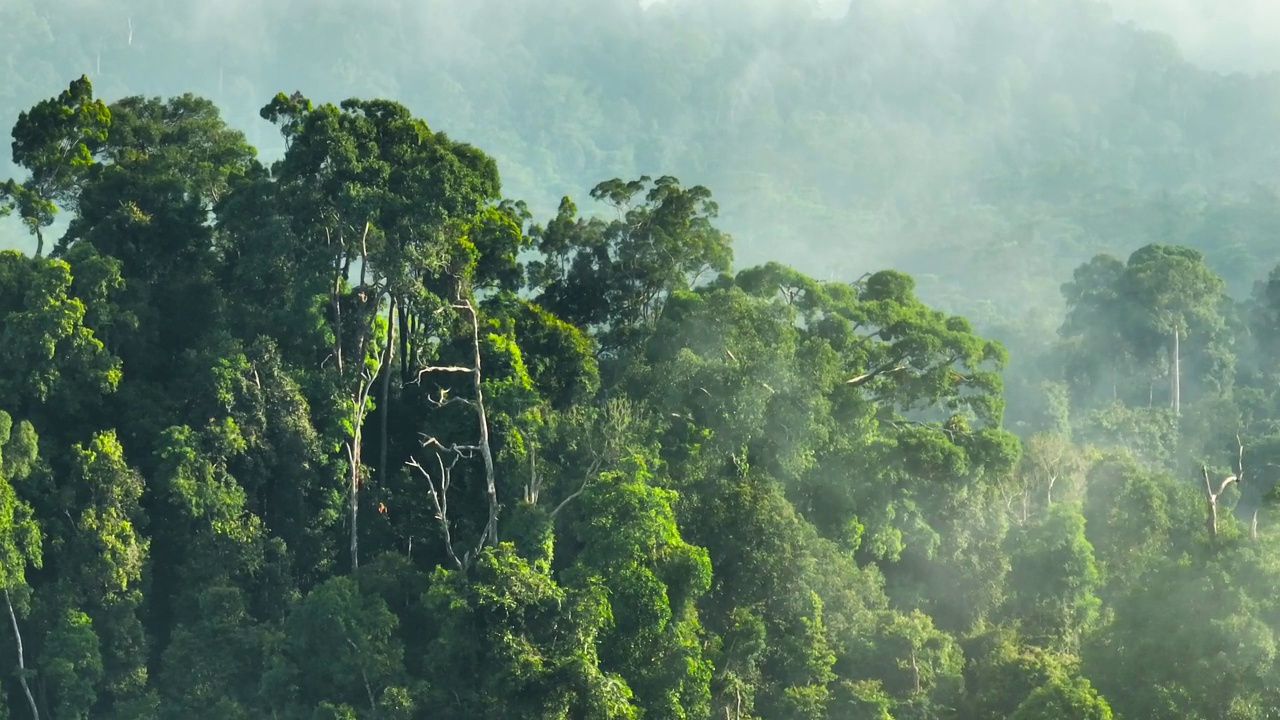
[7,65,1280,718]
[10,3,1280,719]
[6,0,1280,319]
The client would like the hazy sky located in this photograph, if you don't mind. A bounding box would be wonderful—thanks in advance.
[640,0,1280,73]
[1109,0,1280,74]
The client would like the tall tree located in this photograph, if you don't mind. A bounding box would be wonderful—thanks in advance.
[2,76,110,256]
[1119,244,1226,416]
[260,92,500,570]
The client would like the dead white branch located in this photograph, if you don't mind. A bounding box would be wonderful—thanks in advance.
[406,296,498,570]
[550,453,606,518]
[1203,464,1238,540]
[408,454,463,571]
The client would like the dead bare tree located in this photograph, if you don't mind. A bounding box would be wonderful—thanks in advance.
[405,296,498,571]
[1198,437,1249,541]
[1202,464,1238,540]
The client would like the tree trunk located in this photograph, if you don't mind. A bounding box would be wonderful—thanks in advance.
[348,437,361,570]
[5,588,40,720]
[1171,330,1181,417]
[398,302,410,383]
[465,302,500,548]
[1202,465,1235,541]
[378,298,396,493]
[1252,508,1259,541]
[33,226,44,259]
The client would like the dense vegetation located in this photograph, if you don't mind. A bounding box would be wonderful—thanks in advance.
[2,70,1280,720]
[5,1,1280,718]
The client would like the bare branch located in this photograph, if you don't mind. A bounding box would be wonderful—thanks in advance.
[1237,434,1246,485]
[426,388,475,409]
[846,363,907,387]
[346,637,378,711]
[406,294,500,570]
[460,297,500,556]
[407,454,463,571]
[1218,475,1239,498]
[551,453,606,518]
[1203,463,1239,539]
[413,365,474,384]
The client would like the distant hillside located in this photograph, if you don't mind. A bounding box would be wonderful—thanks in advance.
[5,0,1280,320]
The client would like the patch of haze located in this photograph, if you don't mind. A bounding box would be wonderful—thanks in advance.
[1107,0,1280,74]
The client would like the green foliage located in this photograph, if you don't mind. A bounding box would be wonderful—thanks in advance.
[421,543,639,719]
[2,75,110,255]
[1011,674,1112,720]
[527,176,733,353]
[3,64,1280,718]
[42,608,104,720]
[0,251,121,421]
[1004,503,1102,648]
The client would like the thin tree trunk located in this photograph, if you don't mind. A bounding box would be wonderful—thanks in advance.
[1251,508,1259,541]
[1203,465,1236,540]
[397,302,410,382]
[1172,330,1181,416]
[348,440,360,570]
[330,268,345,373]
[346,223,376,571]
[5,588,39,720]
[463,300,500,548]
[378,298,396,491]
[33,227,44,259]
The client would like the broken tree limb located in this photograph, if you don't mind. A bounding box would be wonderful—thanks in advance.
[1203,464,1238,539]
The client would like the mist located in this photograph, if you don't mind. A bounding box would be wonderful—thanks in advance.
[4,3,1280,717]
[1109,0,1280,73]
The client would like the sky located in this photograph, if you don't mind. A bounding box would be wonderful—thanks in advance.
[1108,0,1280,74]
[637,0,1280,73]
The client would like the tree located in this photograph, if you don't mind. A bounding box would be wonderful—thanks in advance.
[2,76,110,256]
[419,544,640,719]
[260,92,501,570]
[1119,244,1226,416]
[1003,503,1102,649]
[1010,674,1112,720]
[0,411,42,719]
[1060,253,1130,406]
[526,176,733,356]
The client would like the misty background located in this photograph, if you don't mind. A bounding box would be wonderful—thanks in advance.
[9,2,1280,717]
[4,0,1280,331]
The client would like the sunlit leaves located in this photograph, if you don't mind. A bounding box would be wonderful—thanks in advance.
[0,411,40,590]
[421,543,640,719]
[527,175,733,352]
[3,75,110,254]
[0,251,121,417]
